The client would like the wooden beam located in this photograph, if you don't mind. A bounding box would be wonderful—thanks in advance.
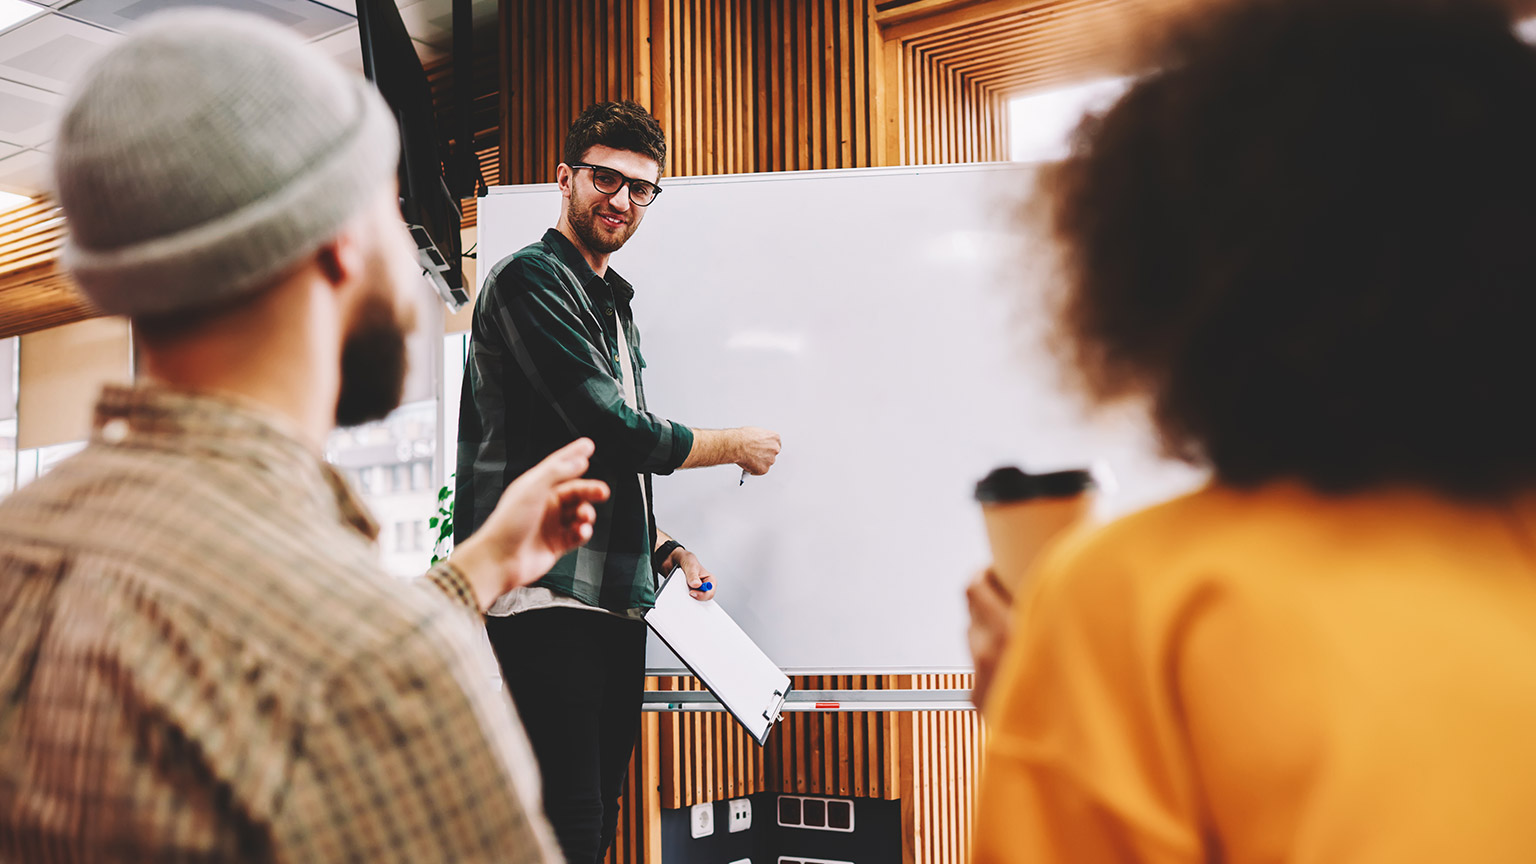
[881,0,1042,42]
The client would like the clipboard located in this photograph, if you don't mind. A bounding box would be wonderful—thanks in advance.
[645,570,791,745]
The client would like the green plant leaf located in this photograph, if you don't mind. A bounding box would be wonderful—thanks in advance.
[429,517,439,528]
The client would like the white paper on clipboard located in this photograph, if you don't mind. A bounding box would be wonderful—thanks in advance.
[645,571,791,745]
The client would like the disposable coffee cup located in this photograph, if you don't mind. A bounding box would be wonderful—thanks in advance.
[974,466,1096,596]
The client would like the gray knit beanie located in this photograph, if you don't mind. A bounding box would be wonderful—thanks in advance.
[53,9,401,318]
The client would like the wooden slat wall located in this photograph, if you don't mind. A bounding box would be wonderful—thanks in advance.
[655,674,907,808]
[501,0,649,186]
[900,674,986,864]
[659,0,883,176]
[901,42,1009,164]
[499,0,1006,186]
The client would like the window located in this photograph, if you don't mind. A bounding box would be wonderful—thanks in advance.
[13,440,87,490]
[441,332,469,490]
[327,399,439,578]
[1009,76,1130,163]
[0,337,15,500]
[0,415,14,500]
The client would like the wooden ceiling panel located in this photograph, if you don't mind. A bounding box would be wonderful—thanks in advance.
[887,0,1203,101]
[0,199,92,340]
[0,259,93,340]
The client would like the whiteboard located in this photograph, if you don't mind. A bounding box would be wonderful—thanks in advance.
[477,163,1205,674]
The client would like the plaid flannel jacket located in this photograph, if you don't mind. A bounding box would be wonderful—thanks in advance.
[0,385,561,863]
[456,228,694,613]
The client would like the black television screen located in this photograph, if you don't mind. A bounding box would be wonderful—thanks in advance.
[356,0,469,311]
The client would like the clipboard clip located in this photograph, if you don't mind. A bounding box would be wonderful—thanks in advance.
[762,688,787,724]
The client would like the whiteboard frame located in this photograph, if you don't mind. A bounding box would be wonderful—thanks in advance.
[478,160,1027,211]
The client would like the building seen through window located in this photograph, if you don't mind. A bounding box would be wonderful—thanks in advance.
[326,399,437,579]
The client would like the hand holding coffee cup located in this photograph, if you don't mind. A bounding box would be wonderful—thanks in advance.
[975,467,1097,599]
[968,466,1096,711]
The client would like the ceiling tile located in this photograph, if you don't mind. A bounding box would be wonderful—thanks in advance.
[0,77,60,147]
[0,13,119,94]
[307,0,351,15]
[0,140,20,159]
[0,147,52,196]
[311,22,361,72]
[60,0,352,40]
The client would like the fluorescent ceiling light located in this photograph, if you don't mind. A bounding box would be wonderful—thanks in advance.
[0,0,44,35]
[0,190,30,215]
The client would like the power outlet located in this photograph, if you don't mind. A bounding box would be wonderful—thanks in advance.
[728,797,753,833]
[690,801,715,839]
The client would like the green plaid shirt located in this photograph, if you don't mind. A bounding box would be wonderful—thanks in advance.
[456,228,694,613]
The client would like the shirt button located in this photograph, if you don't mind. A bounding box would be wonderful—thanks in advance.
[101,418,130,444]
[604,306,614,316]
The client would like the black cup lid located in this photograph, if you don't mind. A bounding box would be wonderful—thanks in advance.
[975,466,1095,503]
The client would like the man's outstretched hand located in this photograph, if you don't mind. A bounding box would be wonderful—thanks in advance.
[450,438,610,610]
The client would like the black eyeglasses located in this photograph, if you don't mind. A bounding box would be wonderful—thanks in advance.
[568,163,663,206]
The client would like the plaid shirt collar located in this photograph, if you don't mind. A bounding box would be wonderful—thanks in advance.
[91,383,379,541]
[542,227,636,304]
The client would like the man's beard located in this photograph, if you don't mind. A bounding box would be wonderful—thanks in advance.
[335,290,408,427]
[570,195,637,255]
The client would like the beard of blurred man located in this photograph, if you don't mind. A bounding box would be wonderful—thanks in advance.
[567,183,641,255]
[335,242,414,428]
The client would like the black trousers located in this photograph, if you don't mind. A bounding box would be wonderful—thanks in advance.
[486,607,647,864]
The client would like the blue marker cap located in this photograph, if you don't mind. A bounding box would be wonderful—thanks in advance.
[699,581,713,592]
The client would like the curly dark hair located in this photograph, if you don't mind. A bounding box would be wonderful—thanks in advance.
[563,101,667,174]
[1047,0,1536,499]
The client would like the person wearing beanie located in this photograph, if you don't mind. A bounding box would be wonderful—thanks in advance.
[0,10,599,862]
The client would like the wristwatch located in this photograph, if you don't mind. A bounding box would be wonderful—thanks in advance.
[653,540,683,576]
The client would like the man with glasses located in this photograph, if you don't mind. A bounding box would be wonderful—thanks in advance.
[456,100,782,863]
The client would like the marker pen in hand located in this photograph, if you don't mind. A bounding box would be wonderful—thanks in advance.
[739,468,747,486]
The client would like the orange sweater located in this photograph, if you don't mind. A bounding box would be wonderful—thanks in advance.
[974,484,1536,864]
